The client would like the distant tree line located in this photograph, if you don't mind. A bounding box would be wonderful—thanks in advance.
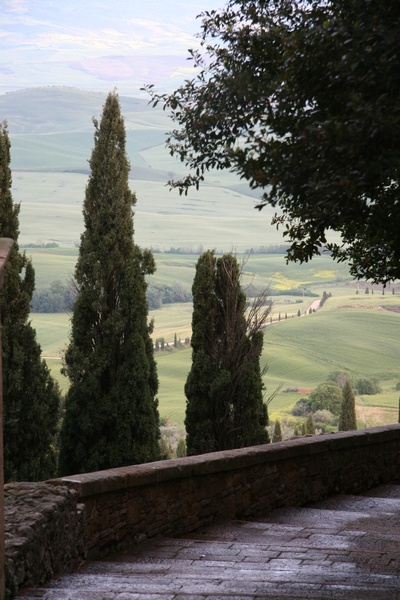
[31,280,193,312]
[245,244,289,254]
[36,279,323,315]
[148,244,291,255]
[31,279,320,313]
[31,280,76,313]
[147,282,192,309]
[20,242,59,248]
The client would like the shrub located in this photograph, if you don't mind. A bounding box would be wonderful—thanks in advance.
[313,410,334,424]
[355,377,382,395]
[308,383,342,415]
[272,419,282,443]
[305,413,316,434]
[291,398,311,416]
[326,371,354,389]
[176,438,187,458]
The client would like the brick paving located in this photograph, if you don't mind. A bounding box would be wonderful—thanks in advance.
[18,484,400,599]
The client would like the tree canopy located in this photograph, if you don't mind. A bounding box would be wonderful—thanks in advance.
[0,122,61,482]
[308,383,342,416]
[147,0,400,283]
[59,93,160,475]
[185,250,270,455]
[339,378,357,431]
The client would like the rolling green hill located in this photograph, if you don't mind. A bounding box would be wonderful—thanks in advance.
[3,86,399,433]
[3,87,289,251]
[31,291,400,427]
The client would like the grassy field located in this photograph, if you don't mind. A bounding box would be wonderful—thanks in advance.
[27,247,353,290]
[32,286,400,427]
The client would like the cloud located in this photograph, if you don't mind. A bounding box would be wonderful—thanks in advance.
[36,29,148,51]
[23,20,198,55]
[4,0,28,13]
[68,54,194,84]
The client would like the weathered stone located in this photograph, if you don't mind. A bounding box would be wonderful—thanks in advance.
[4,482,85,598]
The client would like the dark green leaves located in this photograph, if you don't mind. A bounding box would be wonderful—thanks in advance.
[146,0,400,283]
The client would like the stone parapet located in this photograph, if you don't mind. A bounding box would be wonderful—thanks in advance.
[49,425,400,558]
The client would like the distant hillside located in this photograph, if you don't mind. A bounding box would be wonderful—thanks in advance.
[0,87,154,135]
[4,86,287,251]
[0,87,167,171]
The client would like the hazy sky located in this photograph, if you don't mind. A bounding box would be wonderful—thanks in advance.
[0,0,222,94]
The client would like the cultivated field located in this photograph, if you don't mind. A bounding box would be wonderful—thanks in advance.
[31,257,400,427]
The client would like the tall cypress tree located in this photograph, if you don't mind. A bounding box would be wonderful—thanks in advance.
[339,378,357,431]
[59,92,160,476]
[0,122,61,482]
[185,250,270,455]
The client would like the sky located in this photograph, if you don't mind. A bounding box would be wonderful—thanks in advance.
[0,0,222,95]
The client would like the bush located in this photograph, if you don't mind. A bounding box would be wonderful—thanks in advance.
[313,410,334,424]
[176,438,187,458]
[272,419,282,443]
[326,370,354,389]
[355,377,382,395]
[291,398,311,416]
[31,280,76,313]
[308,383,342,416]
[305,413,315,434]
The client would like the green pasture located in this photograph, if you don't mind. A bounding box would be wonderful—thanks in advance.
[31,290,400,427]
[15,169,288,252]
[1,88,165,136]
[149,303,192,342]
[27,246,355,293]
[11,128,167,171]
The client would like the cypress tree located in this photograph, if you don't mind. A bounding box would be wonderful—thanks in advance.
[339,378,357,431]
[59,92,160,475]
[305,413,316,435]
[0,122,61,482]
[185,250,269,455]
[272,419,282,443]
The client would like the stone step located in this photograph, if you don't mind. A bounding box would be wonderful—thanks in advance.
[17,484,400,600]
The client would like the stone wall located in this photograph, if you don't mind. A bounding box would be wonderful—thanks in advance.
[5,482,85,598]
[49,424,400,558]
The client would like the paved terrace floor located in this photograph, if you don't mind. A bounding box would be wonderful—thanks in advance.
[18,483,400,600]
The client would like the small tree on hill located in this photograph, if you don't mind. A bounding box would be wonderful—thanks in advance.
[308,383,342,416]
[272,419,282,443]
[59,93,160,475]
[0,122,61,482]
[355,377,381,395]
[176,438,186,458]
[305,413,316,435]
[185,250,271,455]
[339,379,357,431]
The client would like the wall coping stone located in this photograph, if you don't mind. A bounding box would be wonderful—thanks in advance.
[50,425,400,498]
